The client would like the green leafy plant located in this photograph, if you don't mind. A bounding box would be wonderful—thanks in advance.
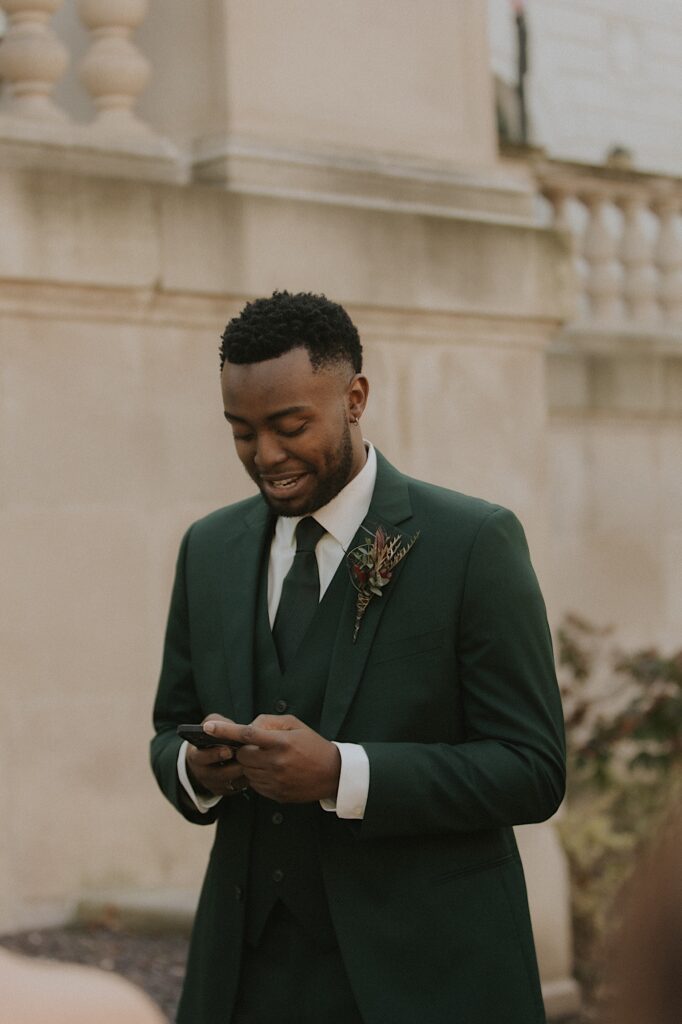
[555,615,682,1015]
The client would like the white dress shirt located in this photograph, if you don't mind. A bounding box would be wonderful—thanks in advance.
[178,443,377,819]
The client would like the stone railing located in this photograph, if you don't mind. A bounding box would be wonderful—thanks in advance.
[0,0,180,180]
[0,0,148,128]
[533,156,682,328]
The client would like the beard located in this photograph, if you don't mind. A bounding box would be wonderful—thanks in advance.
[259,418,355,517]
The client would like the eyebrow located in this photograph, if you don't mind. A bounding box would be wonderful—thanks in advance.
[223,405,311,423]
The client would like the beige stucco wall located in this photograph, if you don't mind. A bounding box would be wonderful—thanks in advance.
[546,344,682,648]
[0,166,569,942]
[131,0,496,168]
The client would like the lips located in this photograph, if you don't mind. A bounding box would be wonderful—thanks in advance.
[260,473,309,500]
[269,477,300,489]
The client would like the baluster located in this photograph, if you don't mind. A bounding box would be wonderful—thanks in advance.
[76,0,151,133]
[543,186,572,234]
[581,192,621,323]
[652,197,682,323]
[0,0,68,119]
[543,184,588,320]
[618,193,658,323]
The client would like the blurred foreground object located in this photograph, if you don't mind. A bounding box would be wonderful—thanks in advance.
[556,615,682,1008]
[0,946,164,1024]
[604,809,682,1024]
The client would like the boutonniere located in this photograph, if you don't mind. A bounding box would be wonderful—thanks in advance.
[347,525,419,643]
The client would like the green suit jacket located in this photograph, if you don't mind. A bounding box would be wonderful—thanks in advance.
[151,451,566,1024]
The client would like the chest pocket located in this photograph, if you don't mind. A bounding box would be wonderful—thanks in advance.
[367,626,447,667]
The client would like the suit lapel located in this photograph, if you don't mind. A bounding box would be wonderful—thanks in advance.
[220,500,272,725]
[320,452,416,738]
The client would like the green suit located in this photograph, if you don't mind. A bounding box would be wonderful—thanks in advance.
[151,451,565,1024]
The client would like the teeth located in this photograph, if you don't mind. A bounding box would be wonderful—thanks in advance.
[271,477,298,488]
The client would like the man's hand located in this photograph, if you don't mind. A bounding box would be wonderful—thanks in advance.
[203,714,341,803]
[184,714,249,797]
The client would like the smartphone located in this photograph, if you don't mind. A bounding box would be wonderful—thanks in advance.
[177,724,244,751]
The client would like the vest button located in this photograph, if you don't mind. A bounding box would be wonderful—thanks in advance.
[272,869,284,883]
[234,885,244,902]
[275,699,288,713]
[271,812,284,825]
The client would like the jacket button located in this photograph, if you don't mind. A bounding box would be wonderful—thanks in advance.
[275,699,288,713]
[272,869,284,883]
[234,885,244,902]
[271,812,284,825]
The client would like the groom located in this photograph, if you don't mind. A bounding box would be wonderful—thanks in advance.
[151,290,565,1024]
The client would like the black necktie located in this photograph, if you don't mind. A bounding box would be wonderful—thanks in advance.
[272,517,326,671]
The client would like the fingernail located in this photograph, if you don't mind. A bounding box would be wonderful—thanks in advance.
[204,721,216,734]
[219,748,233,759]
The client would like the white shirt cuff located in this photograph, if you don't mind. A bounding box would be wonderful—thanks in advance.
[319,742,369,819]
[177,740,222,814]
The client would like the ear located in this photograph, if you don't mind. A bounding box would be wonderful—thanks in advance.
[347,374,369,423]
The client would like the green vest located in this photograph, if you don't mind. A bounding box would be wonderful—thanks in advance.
[244,553,349,949]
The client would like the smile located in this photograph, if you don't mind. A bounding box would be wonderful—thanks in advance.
[260,473,309,499]
[271,477,300,489]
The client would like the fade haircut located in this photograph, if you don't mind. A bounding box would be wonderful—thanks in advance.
[220,290,362,374]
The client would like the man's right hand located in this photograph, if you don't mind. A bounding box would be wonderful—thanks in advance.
[184,714,249,797]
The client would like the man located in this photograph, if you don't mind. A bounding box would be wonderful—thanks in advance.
[151,291,565,1024]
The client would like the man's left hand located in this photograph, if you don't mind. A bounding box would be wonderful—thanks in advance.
[203,715,341,803]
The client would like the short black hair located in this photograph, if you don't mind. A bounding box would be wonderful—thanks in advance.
[220,290,362,373]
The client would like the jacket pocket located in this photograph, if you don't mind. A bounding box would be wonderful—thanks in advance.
[368,626,447,667]
[433,852,517,884]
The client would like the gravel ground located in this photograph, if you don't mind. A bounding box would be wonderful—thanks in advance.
[0,925,587,1023]
[0,925,189,1022]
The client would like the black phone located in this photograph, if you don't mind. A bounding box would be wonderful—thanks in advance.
[177,724,244,751]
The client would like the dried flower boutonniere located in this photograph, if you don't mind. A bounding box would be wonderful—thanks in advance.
[347,525,419,642]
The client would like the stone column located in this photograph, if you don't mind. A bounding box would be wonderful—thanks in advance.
[653,196,682,322]
[0,0,68,119]
[76,0,151,133]
[618,193,658,323]
[581,193,621,322]
[543,184,588,320]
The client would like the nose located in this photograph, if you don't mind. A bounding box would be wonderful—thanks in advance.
[253,432,287,473]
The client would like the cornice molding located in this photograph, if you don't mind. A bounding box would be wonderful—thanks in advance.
[0,280,561,352]
[191,134,536,223]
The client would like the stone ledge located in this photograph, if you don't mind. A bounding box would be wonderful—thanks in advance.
[0,116,187,185]
[75,889,197,936]
[192,134,537,222]
[548,327,682,417]
[0,157,572,321]
[0,280,564,352]
[542,977,583,1021]
[558,323,682,357]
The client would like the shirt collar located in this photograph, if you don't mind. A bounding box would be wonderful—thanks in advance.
[274,442,377,551]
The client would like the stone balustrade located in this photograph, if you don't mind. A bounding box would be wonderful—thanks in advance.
[76,0,151,134]
[0,0,68,119]
[1,4,681,292]
[0,0,182,181]
[0,0,150,129]
[536,158,682,326]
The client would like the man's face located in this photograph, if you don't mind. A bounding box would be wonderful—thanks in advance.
[221,347,368,517]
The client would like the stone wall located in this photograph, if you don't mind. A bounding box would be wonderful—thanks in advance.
[0,161,577,1014]
[547,337,682,649]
